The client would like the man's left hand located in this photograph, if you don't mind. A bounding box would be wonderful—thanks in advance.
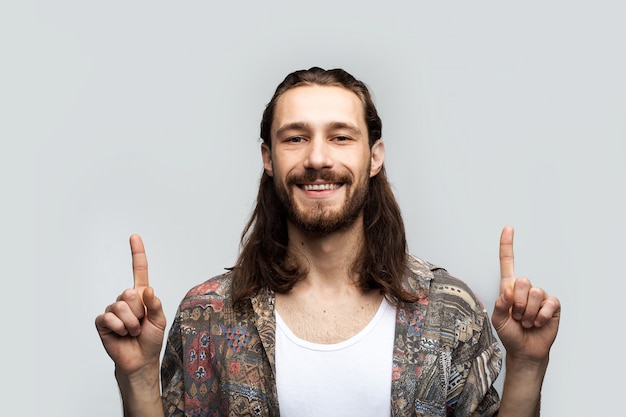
[492,226,561,363]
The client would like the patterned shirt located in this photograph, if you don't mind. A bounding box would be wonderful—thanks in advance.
[161,255,502,416]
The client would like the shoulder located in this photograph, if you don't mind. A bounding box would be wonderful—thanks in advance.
[405,253,486,313]
[429,266,487,315]
[401,254,494,354]
[178,270,234,313]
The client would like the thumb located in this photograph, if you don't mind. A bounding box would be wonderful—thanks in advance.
[491,287,514,331]
[142,287,167,331]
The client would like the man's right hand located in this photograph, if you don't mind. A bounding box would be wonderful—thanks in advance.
[95,235,167,377]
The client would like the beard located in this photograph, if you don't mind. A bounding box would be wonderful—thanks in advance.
[274,168,369,236]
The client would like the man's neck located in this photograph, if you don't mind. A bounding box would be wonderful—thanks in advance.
[278,216,384,344]
[286,217,364,290]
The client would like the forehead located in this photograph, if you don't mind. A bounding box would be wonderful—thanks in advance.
[272,85,366,131]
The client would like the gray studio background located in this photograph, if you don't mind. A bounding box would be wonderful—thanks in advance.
[2,1,625,416]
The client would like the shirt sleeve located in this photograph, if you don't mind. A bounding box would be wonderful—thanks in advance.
[160,308,186,417]
[448,307,502,416]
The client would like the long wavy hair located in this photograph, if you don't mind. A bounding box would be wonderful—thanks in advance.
[231,67,415,306]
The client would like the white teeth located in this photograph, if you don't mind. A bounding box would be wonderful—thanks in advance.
[303,183,339,191]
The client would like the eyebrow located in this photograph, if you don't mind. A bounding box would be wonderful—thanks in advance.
[274,121,363,138]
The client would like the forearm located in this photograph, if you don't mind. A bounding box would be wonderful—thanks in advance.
[497,356,548,417]
[115,365,165,417]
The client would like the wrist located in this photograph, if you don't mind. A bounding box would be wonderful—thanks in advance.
[115,363,162,410]
[505,354,549,379]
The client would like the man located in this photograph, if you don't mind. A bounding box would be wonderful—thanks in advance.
[96,67,560,416]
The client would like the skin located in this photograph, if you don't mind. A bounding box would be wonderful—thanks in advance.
[95,85,561,417]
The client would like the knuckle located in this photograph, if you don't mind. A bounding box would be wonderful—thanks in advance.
[529,287,545,299]
[544,296,561,312]
[121,288,138,300]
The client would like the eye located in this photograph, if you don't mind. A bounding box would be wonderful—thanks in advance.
[333,135,351,142]
[286,136,306,143]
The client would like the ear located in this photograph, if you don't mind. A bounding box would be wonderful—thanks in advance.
[369,139,385,177]
[261,143,274,177]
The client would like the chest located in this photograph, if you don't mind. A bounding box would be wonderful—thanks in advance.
[274,291,384,344]
[274,298,397,416]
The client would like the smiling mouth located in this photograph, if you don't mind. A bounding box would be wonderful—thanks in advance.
[301,183,342,191]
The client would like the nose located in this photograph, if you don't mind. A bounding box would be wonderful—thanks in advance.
[303,137,333,170]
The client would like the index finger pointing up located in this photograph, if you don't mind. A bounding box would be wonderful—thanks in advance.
[130,234,149,290]
[499,226,516,294]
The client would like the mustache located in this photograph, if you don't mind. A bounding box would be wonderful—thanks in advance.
[286,169,352,186]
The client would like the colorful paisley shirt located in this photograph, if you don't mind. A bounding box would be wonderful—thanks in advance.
[161,255,502,416]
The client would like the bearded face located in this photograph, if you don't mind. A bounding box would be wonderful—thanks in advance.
[261,85,385,237]
[273,165,370,235]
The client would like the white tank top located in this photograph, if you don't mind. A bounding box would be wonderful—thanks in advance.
[275,297,396,417]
